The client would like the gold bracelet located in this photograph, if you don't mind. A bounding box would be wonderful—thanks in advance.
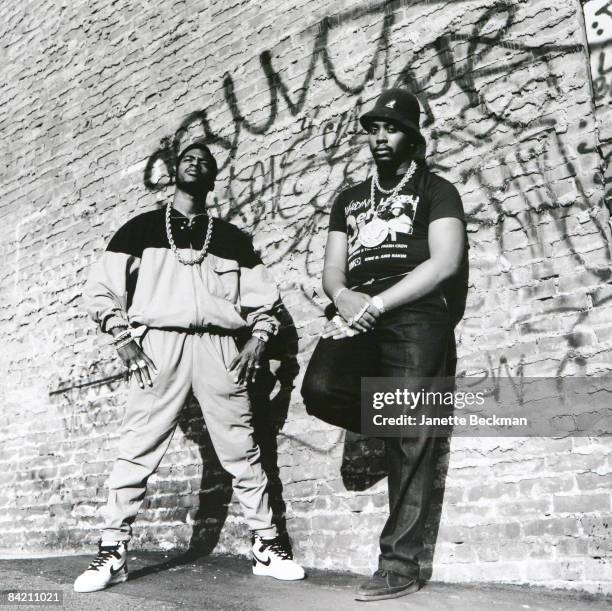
[112,329,131,343]
[115,337,135,350]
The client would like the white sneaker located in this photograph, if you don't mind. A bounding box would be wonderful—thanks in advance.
[73,541,128,592]
[252,534,305,580]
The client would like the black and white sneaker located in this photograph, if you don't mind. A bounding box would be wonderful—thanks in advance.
[252,534,305,580]
[73,541,128,592]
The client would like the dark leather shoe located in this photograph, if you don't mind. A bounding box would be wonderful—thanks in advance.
[355,569,421,601]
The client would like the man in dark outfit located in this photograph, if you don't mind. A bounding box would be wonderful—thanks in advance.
[302,89,468,601]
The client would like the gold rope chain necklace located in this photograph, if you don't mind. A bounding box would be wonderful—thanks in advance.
[370,160,417,205]
[165,203,214,265]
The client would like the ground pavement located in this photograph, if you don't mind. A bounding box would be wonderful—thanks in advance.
[1,551,610,611]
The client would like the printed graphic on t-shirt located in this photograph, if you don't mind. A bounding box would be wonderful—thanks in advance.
[345,193,420,271]
[328,168,465,290]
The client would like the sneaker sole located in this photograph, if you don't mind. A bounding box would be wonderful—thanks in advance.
[252,564,306,581]
[354,580,421,601]
[73,572,128,593]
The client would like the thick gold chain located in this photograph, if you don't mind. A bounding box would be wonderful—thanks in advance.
[165,204,213,265]
[370,160,417,213]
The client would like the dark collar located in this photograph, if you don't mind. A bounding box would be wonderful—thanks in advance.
[169,207,209,220]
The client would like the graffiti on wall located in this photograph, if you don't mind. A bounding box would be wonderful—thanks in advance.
[584,0,612,206]
[145,3,604,256]
[585,0,612,104]
[50,361,125,435]
[138,1,610,378]
[42,0,610,407]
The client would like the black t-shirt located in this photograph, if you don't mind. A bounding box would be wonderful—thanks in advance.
[329,162,468,321]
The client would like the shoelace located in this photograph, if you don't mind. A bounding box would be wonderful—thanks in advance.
[373,569,388,578]
[262,538,292,560]
[87,547,120,571]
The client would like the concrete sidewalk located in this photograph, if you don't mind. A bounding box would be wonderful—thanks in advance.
[0,552,610,611]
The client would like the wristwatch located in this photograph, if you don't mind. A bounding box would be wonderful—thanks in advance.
[372,295,386,314]
[252,330,271,343]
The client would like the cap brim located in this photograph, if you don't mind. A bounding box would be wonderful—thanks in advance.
[360,108,425,145]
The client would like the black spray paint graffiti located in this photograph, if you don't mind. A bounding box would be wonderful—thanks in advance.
[130,1,612,382]
[51,362,126,435]
[592,42,612,104]
[589,1,612,102]
[584,0,612,209]
[143,2,603,272]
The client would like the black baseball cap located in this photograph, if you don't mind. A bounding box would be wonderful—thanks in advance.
[360,88,425,145]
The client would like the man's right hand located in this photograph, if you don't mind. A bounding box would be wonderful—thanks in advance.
[116,340,158,389]
[335,290,380,332]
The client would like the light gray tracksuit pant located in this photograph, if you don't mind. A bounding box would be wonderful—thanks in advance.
[100,328,276,542]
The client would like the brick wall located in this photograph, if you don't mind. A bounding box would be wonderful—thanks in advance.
[1,0,611,595]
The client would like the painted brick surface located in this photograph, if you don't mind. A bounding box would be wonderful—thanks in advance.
[0,0,611,595]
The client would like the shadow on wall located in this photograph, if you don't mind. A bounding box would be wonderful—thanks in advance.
[250,304,301,538]
[341,432,387,492]
[184,303,301,553]
[177,399,232,555]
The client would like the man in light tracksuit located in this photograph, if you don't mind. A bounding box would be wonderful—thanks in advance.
[74,139,304,593]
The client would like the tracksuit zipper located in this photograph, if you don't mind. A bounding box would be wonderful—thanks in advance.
[187,220,199,331]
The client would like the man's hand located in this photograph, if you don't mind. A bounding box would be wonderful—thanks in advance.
[117,340,158,389]
[229,336,266,385]
[335,290,381,332]
[321,316,360,340]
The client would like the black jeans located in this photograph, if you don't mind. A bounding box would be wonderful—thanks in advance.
[301,304,455,578]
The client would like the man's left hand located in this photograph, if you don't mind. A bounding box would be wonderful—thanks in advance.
[321,316,360,340]
[229,336,267,385]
